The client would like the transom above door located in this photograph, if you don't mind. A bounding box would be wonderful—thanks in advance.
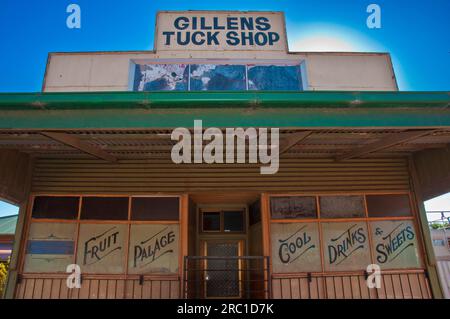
[201,209,246,233]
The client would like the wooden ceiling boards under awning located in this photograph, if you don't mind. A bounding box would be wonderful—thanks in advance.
[0,90,449,161]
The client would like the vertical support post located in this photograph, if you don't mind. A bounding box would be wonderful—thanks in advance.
[0,151,33,299]
[260,193,272,299]
[183,256,188,299]
[180,194,189,299]
[266,256,271,299]
[3,199,29,299]
[408,157,444,299]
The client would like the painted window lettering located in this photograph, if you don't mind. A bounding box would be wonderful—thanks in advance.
[271,222,322,273]
[133,227,175,267]
[323,222,372,271]
[370,220,421,269]
[326,224,367,266]
[77,224,127,273]
[375,224,415,263]
[128,224,180,274]
[278,225,315,264]
[83,227,121,265]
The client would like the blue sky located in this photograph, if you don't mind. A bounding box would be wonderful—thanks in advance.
[0,201,18,218]
[0,1,449,218]
[0,0,449,92]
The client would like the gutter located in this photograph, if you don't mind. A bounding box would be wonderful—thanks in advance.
[0,91,448,110]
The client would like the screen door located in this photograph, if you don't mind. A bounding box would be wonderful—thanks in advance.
[202,240,243,298]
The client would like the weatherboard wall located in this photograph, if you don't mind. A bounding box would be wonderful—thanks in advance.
[9,156,437,299]
[31,157,410,194]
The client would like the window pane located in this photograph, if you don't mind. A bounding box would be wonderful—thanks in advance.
[270,196,317,219]
[32,196,79,219]
[76,223,127,274]
[133,64,188,91]
[366,194,411,217]
[271,222,321,273]
[249,200,261,226]
[190,64,246,91]
[223,211,244,232]
[128,224,179,274]
[24,222,76,273]
[0,243,12,262]
[203,212,220,231]
[321,222,371,271]
[248,65,302,91]
[432,239,445,246]
[80,197,129,220]
[370,220,421,269]
[320,195,365,218]
[131,197,179,221]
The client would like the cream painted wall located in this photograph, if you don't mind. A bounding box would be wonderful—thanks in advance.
[43,50,398,92]
[431,229,450,259]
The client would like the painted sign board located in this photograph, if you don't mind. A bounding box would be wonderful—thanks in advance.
[271,222,321,273]
[155,11,287,51]
[76,224,127,274]
[322,222,371,271]
[370,220,421,269]
[128,224,179,274]
[24,222,76,273]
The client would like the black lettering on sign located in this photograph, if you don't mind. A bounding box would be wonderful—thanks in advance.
[83,226,121,265]
[278,226,315,264]
[133,226,176,268]
[162,15,281,47]
[375,223,415,264]
[327,224,366,266]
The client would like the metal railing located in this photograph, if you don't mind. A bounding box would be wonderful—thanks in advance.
[427,211,450,250]
[427,211,450,227]
[183,256,271,299]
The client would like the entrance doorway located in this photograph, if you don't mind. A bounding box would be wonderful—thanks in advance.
[199,208,246,298]
[201,240,244,298]
[184,193,268,299]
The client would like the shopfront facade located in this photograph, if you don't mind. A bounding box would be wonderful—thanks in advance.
[1,11,449,299]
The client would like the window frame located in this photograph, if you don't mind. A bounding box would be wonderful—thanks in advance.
[200,209,246,234]
[31,195,80,220]
[130,58,308,92]
[269,192,424,273]
[22,194,182,275]
[130,196,180,221]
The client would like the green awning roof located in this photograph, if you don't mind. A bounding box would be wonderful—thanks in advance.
[0,215,18,235]
[0,91,449,110]
[0,91,449,129]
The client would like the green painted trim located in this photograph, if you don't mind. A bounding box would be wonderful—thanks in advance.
[0,91,449,129]
[1,107,450,129]
[0,215,18,235]
[0,91,448,110]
